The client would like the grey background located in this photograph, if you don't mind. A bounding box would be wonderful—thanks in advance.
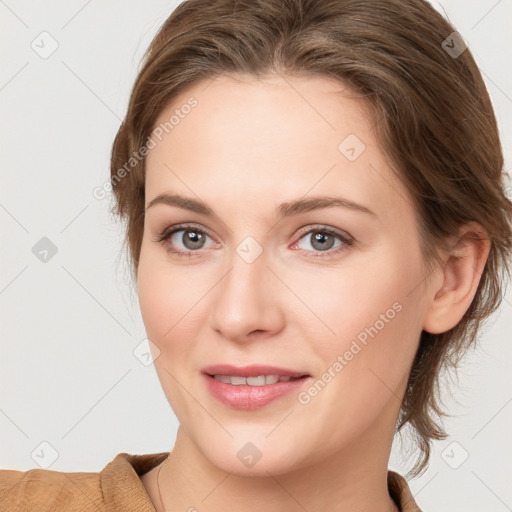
[1,1,511,510]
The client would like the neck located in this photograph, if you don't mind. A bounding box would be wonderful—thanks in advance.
[157,424,399,512]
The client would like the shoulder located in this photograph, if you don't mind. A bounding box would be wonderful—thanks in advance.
[0,451,168,512]
[0,466,104,511]
[388,470,423,512]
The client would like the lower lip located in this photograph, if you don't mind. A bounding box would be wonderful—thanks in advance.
[203,374,311,410]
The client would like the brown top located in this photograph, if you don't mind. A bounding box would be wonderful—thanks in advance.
[0,452,422,511]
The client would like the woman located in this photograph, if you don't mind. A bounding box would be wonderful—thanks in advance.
[1,0,511,510]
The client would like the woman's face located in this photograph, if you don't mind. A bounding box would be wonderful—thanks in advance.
[137,73,433,475]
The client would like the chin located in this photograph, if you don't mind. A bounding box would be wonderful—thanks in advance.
[190,428,311,477]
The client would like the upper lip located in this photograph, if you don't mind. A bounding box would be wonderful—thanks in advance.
[202,364,310,378]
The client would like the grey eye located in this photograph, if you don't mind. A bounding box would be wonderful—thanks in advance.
[172,229,210,251]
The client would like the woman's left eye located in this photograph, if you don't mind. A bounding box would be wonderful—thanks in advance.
[291,226,353,257]
[155,223,353,258]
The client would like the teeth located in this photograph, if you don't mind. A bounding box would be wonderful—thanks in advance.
[246,375,272,385]
[214,375,233,384]
[212,375,297,385]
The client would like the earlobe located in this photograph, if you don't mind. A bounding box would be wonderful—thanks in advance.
[423,222,491,335]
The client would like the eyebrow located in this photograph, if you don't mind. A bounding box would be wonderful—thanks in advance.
[145,193,376,218]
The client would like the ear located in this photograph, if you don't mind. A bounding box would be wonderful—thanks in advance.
[423,222,491,334]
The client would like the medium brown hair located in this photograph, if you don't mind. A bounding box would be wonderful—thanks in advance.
[110,0,512,475]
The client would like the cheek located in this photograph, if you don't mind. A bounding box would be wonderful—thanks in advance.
[137,246,208,417]
[137,240,209,343]
[290,243,424,353]
[292,244,426,429]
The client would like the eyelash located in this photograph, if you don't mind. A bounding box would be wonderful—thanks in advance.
[154,223,354,259]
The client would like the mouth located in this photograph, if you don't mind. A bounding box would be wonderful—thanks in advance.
[201,364,312,410]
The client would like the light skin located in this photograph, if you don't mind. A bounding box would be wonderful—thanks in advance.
[136,73,490,512]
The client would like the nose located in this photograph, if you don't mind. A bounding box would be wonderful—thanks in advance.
[208,249,285,344]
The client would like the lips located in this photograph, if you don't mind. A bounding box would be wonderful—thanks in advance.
[201,364,312,410]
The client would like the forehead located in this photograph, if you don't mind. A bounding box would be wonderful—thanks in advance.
[145,73,415,225]
[150,73,373,159]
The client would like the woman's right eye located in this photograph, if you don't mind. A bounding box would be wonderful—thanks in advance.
[156,224,217,257]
